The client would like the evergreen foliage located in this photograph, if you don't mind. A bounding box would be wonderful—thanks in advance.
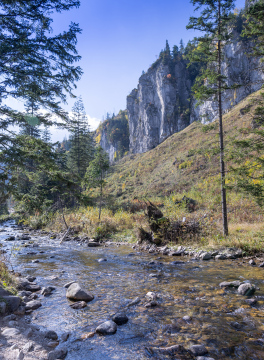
[67,97,95,177]
[0,0,82,154]
[187,0,237,236]
[230,0,264,206]
[96,110,129,160]
[84,146,109,220]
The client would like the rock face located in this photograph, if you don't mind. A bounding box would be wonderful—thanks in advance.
[127,59,191,154]
[191,32,264,124]
[127,31,264,155]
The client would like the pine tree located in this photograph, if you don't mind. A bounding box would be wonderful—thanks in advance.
[229,0,264,206]
[84,146,109,220]
[0,0,82,155]
[179,39,185,54]
[187,0,236,236]
[42,125,51,143]
[67,97,94,178]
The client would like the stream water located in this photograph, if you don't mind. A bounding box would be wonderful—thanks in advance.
[1,221,264,359]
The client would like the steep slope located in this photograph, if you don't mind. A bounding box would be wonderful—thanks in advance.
[105,89,262,202]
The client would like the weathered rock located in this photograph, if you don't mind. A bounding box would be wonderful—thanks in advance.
[238,283,256,296]
[215,254,227,260]
[127,297,141,307]
[45,330,58,340]
[47,341,59,348]
[146,292,157,301]
[41,286,55,296]
[249,259,256,266]
[10,349,24,360]
[0,301,7,314]
[2,328,20,337]
[145,300,158,308]
[219,281,241,288]
[60,333,70,342]
[14,305,26,315]
[66,283,94,302]
[0,286,12,297]
[48,348,68,360]
[22,342,34,352]
[63,281,76,288]
[2,296,21,312]
[70,301,87,309]
[245,298,257,306]
[17,291,31,297]
[24,284,41,292]
[88,241,100,247]
[25,300,42,311]
[112,312,128,325]
[25,276,36,282]
[96,320,117,335]
[5,236,15,241]
[190,344,208,356]
[200,252,211,261]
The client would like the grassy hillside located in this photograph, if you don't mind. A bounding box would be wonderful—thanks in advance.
[46,90,264,253]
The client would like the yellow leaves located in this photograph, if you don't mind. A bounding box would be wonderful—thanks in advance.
[95,131,101,144]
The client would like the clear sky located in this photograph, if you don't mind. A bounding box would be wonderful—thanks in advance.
[11,0,247,141]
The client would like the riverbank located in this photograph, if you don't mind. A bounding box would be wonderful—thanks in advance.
[1,221,264,359]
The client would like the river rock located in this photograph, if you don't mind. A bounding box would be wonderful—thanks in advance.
[66,283,94,302]
[26,276,36,282]
[112,312,128,325]
[97,258,107,262]
[4,314,16,321]
[127,297,141,307]
[88,241,100,247]
[70,301,87,309]
[0,301,7,314]
[41,286,55,296]
[197,357,215,360]
[5,236,15,241]
[219,280,241,288]
[60,333,70,342]
[32,259,39,263]
[25,284,41,292]
[182,315,192,321]
[23,342,34,352]
[245,298,257,306]
[47,341,59,348]
[48,348,68,360]
[151,345,188,356]
[238,283,256,296]
[146,292,157,301]
[25,300,42,311]
[190,344,208,356]
[45,330,58,340]
[14,305,26,315]
[145,300,158,308]
[215,254,227,260]
[2,328,20,337]
[249,259,256,266]
[96,320,117,335]
[2,296,21,312]
[200,252,211,260]
[10,349,24,360]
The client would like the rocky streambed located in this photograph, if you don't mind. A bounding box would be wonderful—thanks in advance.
[0,221,264,360]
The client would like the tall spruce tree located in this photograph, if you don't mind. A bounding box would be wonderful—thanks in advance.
[67,97,94,178]
[84,146,109,220]
[187,0,236,236]
[0,0,82,155]
[229,0,264,206]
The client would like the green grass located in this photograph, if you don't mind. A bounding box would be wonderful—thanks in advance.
[45,90,264,253]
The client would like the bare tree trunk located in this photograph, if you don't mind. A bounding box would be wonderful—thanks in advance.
[218,0,228,236]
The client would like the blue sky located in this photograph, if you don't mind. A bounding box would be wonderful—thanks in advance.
[22,0,247,140]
